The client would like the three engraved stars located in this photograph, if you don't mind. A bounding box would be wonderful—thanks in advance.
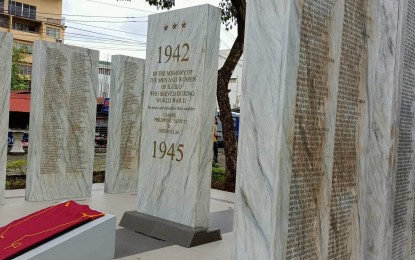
[164,22,187,31]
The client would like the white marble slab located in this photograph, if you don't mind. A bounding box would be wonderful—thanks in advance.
[26,41,99,202]
[14,214,116,260]
[105,55,145,194]
[136,4,220,228]
[232,0,394,259]
[0,32,12,205]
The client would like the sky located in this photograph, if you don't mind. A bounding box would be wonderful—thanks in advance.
[62,0,238,61]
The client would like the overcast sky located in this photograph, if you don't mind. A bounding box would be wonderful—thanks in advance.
[62,0,237,61]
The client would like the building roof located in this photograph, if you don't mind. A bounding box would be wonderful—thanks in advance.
[10,90,106,113]
[10,91,31,113]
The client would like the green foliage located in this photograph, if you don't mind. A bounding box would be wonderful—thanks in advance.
[6,177,26,189]
[6,159,27,175]
[11,46,29,90]
[145,0,175,9]
[212,166,225,184]
[219,0,238,30]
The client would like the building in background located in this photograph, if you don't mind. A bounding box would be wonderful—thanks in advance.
[98,60,111,98]
[0,0,65,83]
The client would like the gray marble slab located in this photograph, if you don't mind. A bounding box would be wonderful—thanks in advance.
[136,4,220,228]
[234,0,415,259]
[105,55,145,194]
[0,32,12,205]
[25,41,99,202]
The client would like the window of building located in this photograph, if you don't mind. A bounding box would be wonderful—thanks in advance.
[12,22,36,33]
[14,43,32,54]
[9,1,36,20]
[99,68,111,75]
[0,0,4,13]
[18,64,32,76]
[46,27,60,38]
[0,15,8,28]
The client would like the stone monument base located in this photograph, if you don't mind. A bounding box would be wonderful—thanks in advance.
[14,214,116,260]
[120,211,221,248]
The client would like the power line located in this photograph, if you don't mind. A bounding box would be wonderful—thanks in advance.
[86,0,156,14]
[66,26,144,42]
[66,21,147,36]
[64,32,145,44]
[65,38,145,47]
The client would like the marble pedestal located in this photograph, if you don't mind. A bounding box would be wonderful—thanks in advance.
[9,131,25,155]
[0,32,12,205]
[234,0,415,259]
[25,41,99,202]
[14,214,116,260]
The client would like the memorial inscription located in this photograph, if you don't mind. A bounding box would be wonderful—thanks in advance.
[234,0,371,259]
[135,4,220,229]
[327,1,368,259]
[287,1,336,259]
[119,62,141,170]
[392,0,415,258]
[26,42,98,202]
[40,48,66,175]
[104,55,144,194]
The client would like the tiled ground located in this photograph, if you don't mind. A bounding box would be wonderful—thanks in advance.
[1,184,235,259]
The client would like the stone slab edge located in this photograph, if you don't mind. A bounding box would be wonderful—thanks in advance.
[14,214,116,260]
[120,211,221,247]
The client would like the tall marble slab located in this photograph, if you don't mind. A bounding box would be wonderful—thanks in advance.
[136,4,220,229]
[26,41,99,202]
[122,5,220,238]
[0,32,12,205]
[105,55,145,194]
[232,0,415,259]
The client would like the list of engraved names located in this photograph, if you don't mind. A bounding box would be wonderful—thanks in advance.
[40,48,67,174]
[328,0,368,259]
[287,1,336,259]
[119,61,141,170]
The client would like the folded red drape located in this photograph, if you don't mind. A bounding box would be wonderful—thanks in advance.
[0,200,104,260]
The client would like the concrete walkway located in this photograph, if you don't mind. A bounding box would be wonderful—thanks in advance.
[1,184,235,260]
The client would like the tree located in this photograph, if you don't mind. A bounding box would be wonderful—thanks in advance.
[11,46,29,90]
[146,0,246,191]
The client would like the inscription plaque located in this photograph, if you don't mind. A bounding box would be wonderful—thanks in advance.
[136,5,220,228]
[105,55,145,194]
[26,41,99,202]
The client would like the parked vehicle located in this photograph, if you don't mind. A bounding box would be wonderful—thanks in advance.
[216,112,240,148]
[7,131,13,147]
[95,134,107,148]
[21,132,29,148]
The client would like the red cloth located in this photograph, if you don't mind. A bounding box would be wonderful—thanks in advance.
[0,201,104,260]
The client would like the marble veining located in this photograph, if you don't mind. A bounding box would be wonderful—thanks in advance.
[136,4,220,228]
[0,32,12,205]
[25,41,99,202]
[234,0,415,259]
[105,55,145,194]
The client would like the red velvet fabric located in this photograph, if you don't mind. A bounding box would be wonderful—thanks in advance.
[0,201,104,260]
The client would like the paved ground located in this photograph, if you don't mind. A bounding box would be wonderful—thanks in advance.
[1,184,235,259]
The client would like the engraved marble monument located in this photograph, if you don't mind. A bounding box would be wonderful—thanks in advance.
[234,0,415,259]
[105,55,145,194]
[0,32,12,205]
[120,4,221,247]
[26,41,99,202]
